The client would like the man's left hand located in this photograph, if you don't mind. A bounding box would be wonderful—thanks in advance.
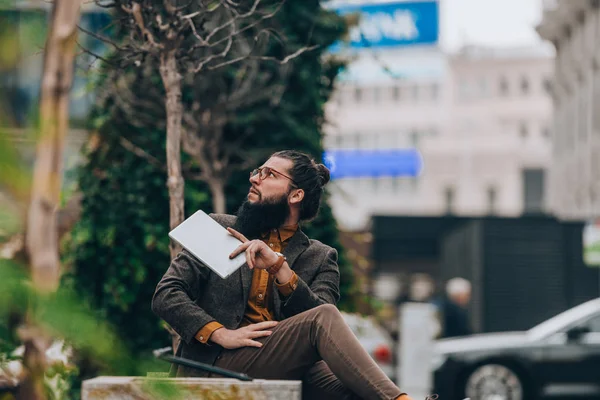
[228,227,279,270]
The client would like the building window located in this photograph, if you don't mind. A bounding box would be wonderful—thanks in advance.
[523,169,545,214]
[392,177,403,193]
[356,132,364,148]
[543,78,553,95]
[487,186,497,214]
[458,79,469,99]
[393,86,401,101]
[411,85,419,101]
[343,133,359,149]
[354,88,362,102]
[373,87,381,103]
[334,135,343,148]
[444,187,455,214]
[499,76,509,96]
[431,83,440,101]
[372,177,379,192]
[411,178,419,192]
[409,131,419,147]
[521,76,530,95]
[479,77,488,97]
[519,123,528,138]
[542,126,550,139]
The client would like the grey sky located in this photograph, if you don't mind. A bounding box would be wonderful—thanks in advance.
[440,0,545,50]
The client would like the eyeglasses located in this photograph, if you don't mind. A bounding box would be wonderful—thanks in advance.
[250,166,298,187]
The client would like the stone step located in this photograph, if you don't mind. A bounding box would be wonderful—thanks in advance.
[82,376,302,400]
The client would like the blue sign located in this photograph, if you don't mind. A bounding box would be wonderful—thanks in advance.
[328,1,439,51]
[324,149,423,179]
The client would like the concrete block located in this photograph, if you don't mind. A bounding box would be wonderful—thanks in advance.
[82,376,302,400]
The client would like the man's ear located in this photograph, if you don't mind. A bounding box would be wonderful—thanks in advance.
[289,188,304,205]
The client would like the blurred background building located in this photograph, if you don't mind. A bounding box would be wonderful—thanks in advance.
[324,0,599,335]
[324,2,554,231]
[537,0,600,221]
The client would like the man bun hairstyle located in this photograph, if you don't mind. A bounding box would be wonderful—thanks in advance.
[271,150,331,221]
[315,163,331,187]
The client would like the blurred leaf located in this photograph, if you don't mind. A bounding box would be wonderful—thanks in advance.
[0,129,32,204]
[141,379,182,400]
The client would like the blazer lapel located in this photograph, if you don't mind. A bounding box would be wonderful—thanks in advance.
[282,228,309,268]
[273,228,309,320]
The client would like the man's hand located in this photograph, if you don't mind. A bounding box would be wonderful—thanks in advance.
[227,227,279,270]
[210,321,278,349]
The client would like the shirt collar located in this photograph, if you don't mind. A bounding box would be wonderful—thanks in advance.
[262,224,299,242]
[279,224,299,242]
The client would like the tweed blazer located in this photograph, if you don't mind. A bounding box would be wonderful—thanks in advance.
[151,213,340,376]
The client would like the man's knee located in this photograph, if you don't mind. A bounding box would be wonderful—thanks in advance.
[312,303,340,319]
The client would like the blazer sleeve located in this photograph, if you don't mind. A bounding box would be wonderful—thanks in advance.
[151,250,218,345]
[280,248,341,318]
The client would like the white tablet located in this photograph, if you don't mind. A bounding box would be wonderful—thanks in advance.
[168,210,246,279]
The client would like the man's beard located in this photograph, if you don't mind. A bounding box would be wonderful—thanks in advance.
[233,193,290,239]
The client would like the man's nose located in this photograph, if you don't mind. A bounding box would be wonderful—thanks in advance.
[249,173,260,185]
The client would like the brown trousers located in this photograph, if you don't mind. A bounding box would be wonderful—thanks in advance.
[213,304,403,400]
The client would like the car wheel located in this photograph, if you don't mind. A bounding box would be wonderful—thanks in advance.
[464,363,525,400]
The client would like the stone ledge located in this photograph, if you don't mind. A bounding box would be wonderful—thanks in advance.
[82,376,302,400]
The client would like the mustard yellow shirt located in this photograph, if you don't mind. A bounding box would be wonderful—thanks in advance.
[195,225,299,344]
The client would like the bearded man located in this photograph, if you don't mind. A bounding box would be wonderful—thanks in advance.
[152,150,414,400]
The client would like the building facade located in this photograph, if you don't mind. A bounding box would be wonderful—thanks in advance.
[325,46,554,230]
[537,0,600,220]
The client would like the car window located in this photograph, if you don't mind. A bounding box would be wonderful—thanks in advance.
[528,299,600,339]
[584,315,600,332]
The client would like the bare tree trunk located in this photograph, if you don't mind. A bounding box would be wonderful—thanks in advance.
[27,0,81,291]
[208,178,227,214]
[159,49,185,259]
[22,0,82,398]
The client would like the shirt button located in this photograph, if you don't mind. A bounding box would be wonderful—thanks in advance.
[199,336,204,341]
[258,293,263,299]
[269,243,273,247]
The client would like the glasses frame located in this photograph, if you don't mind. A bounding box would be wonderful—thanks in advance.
[250,166,298,188]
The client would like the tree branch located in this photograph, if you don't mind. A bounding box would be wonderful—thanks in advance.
[194,35,233,72]
[122,2,163,49]
[207,43,318,70]
[200,1,284,51]
[119,137,164,170]
[78,24,125,51]
[76,41,113,66]
[203,0,262,44]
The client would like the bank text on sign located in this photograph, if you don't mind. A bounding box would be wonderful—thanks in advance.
[329,1,439,50]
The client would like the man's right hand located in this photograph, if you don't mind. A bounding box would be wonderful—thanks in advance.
[209,321,278,349]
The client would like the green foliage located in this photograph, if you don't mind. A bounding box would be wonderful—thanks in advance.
[65,2,354,381]
[0,260,168,399]
[63,62,213,363]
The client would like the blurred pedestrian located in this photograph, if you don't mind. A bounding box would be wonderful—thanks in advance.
[409,273,435,303]
[438,277,472,338]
